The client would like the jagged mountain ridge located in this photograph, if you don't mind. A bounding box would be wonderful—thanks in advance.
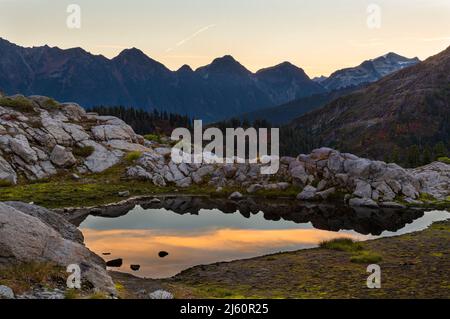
[0,38,325,122]
[320,52,420,90]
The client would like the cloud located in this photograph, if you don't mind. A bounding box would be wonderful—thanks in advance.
[347,39,385,47]
[419,36,450,42]
[166,24,216,53]
[95,44,129,49]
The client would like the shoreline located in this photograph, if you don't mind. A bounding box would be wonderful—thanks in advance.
[110,219,450,299]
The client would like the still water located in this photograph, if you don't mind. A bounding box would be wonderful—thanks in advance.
[78,196,450,278]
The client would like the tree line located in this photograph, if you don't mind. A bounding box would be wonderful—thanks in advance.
[88,106,192,136]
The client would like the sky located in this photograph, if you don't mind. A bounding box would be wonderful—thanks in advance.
[1,0,449,77]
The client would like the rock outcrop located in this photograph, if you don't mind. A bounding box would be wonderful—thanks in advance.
[0,202,116,295]
[126,146,449,205]
[0,94,149,183]
[1,94,448,206]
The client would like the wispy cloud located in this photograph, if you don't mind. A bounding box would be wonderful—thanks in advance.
[347,39,385,47]
[95,44,129,49]
[419,36,450,42]
[166,24,216,53]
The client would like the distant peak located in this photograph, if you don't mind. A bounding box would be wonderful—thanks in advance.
[216,54,236,61]
[209,55,240,66]
[177,64,194,73]
[197,55,251,75]
[116,47,147,58]
[258,61,301,71]
[256,61,308,78]
[278,61,296,67]
[373,52,416,63]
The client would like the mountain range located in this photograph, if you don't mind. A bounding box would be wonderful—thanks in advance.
[0,38,324,122]
[282,45,450,163]
[237,53,420,125]
[0,38,419,122]
[316,53,420,91]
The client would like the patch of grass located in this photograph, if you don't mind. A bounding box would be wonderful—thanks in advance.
[437,157,450,165]
[419,193,436,202]
[249,185,301,198]
[73,145,95,158]
[41,98,60,110]
[64,289,80,299]
[144,134,162,143]
[310,179,320,188]
[430,221,450,232]
[114,282,128,299]
[0,179,14,187]
[0,96,35,113]
[350,251,382,264]
[319,238,364,252]
[0,161,176,208]
[0,262,66,294]
[197,286,237,298]
[124,151,142,163]
[89,292,108,299]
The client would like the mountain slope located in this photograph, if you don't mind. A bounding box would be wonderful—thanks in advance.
[0,38,324,122]
[283,46,450,162]
[237,85,363,125]
[321,53,420,90]
[254,62,325,105]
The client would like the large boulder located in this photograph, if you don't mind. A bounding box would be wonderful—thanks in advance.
[0,285,15,299]
[4,201,83,244]
[0,156,17,185]
[0,202,115,295]
[40,112,74,146]
[91,124,135,142]
[344,158,371,177]
[297,185,317,201]
[81,140,123,173]
[409,162,450,200]
[60,103,86,122]
[50,145,76,168]
[9,136,38,164]
[353,180,372,198]
[126,166,153,181]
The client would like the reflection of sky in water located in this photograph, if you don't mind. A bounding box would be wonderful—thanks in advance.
[80,207,449,279]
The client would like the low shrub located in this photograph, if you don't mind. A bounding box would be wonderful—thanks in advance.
[64,289,80,299]
[0,262,66,294]
[0,179,14,188]
[437,157,450,165]
[73,145,95,158]
[0,96,35,113]
[319,238,364,252]
[350,251,383,264]
[125,151,142,162]
[41,98,60,110]
[143,134,162,143]
[419,193,436,202]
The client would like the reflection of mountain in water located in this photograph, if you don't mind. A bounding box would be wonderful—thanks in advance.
[72,196,424,236]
